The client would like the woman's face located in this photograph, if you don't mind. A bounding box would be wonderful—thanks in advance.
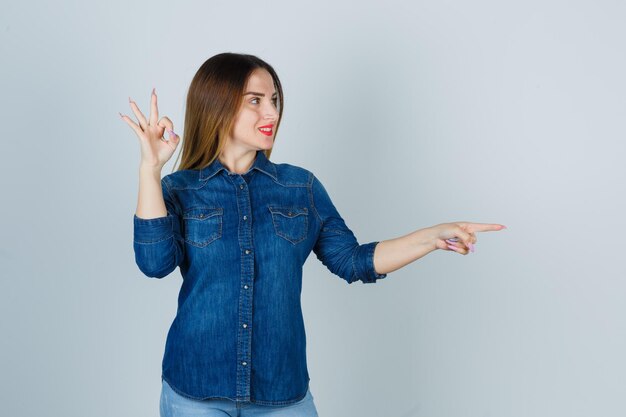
[227,68,280,152]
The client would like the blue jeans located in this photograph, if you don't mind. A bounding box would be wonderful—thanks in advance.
[160,379,320,417]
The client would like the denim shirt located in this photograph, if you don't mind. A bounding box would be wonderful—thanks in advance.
[133,149,387,405]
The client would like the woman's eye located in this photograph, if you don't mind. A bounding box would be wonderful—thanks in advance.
[250,97,278,106]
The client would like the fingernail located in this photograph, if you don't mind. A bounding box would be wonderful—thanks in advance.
[447,244,458,251]
[129,96,133,103]
[469,243,475,252]
[167,129,176,139]
[152,87,156,95]
[119,112,124,118]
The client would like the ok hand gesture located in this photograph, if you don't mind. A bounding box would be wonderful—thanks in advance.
[119,88,180,169]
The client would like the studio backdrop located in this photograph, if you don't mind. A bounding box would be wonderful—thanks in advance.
[1,1,624,416]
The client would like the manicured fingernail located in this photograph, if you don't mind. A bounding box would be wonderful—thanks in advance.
[167,129,176,139]
[119,112,124,118]
[152,87,156,95]
[469,243,475,252]
[447,244,458,251]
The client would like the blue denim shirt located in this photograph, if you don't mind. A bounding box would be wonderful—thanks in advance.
[133,149,387,405]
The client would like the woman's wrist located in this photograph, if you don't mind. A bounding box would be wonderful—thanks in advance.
[412,226,438,252]
[139,162,163,177]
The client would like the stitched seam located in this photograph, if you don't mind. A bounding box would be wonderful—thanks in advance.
[182,213,222,247]
[370,242,383,279]
[269,206,308,244]
[351,245,361,283]
[369,242,377,281]
[134,215,170,224]
[134,234,174,245]
[323,227,347,235]
[308,172,322,223]
[162,177,181,217]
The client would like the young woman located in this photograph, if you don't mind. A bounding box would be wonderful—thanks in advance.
[120,52,505,417]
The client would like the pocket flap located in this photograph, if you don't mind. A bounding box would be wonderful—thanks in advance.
[183,207,223,220]
[268,206,308,218]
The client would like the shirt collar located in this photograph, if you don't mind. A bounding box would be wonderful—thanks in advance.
[199,150,277,182]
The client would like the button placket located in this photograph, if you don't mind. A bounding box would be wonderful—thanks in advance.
[233,174,254,400]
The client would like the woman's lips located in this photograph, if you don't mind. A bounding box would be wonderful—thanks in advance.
[258,128,273,136]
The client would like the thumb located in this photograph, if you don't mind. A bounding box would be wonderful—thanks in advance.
[156,117,179,142]
[166,128,180,144]
[456,224,474,246]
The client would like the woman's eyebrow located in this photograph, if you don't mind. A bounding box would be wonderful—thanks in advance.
[243,91,278,97]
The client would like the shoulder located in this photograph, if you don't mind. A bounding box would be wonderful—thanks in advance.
[271,160,316,187]
[161,169,204,191]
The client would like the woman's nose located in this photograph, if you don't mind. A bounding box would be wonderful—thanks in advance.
[264,105,279,120]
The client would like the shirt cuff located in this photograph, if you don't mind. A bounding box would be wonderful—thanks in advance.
[355,241,387,284]
[133,213,175,244]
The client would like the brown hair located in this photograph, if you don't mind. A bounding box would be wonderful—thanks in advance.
[170,52,284,173]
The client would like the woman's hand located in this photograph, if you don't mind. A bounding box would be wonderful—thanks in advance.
[119,88,180,169]
[428,222,506,255]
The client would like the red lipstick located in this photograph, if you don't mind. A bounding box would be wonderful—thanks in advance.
[258,124,274,136]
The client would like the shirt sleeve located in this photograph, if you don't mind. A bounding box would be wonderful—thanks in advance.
[133,176,185,278]
[310,173,387,284]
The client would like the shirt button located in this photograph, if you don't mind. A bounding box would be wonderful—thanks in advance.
[245,249,250,254]
[244,285,249,289]
[240,184,244,189]
[242,361,247,366]
[242,323,247,328]
[243,215,247,220]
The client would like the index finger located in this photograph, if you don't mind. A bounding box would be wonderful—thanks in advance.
[149,87,159,126]
[461,223,507,233]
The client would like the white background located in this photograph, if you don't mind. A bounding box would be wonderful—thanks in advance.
[1,1,625,416]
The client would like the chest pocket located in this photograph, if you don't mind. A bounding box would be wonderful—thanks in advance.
[268,206,309,244]
[183,207,223,247]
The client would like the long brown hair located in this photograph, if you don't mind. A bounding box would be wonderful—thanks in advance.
[170,53,284,173]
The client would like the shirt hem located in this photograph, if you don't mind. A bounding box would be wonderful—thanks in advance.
[161,375,311,406]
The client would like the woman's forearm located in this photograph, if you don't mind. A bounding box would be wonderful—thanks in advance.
[372,227,437,275]
[136,164,167,219]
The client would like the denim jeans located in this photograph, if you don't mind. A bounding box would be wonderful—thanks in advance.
[160,378,320,417]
